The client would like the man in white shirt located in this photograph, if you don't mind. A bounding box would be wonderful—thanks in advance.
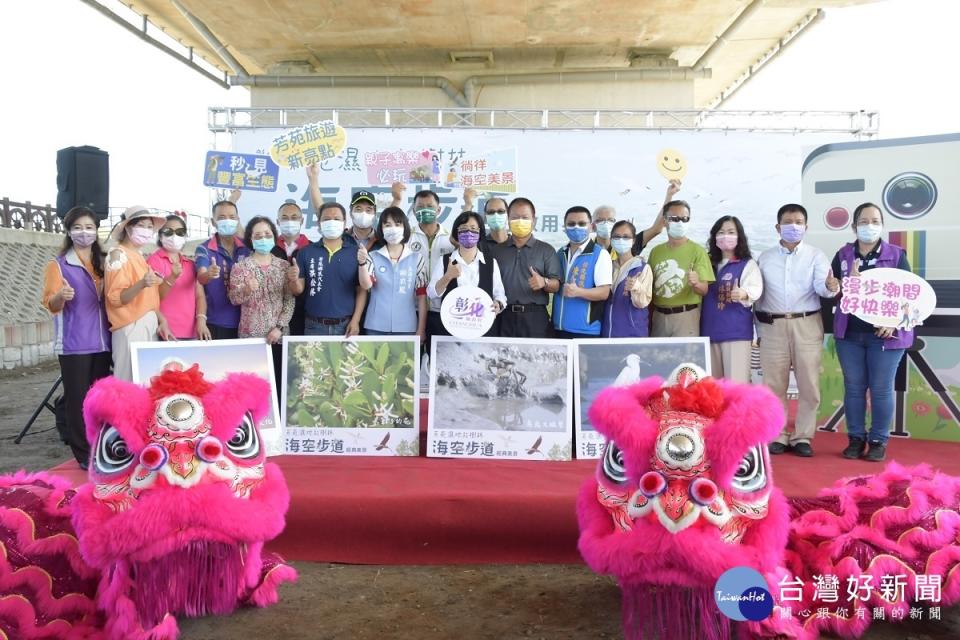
[408,190,455,351]
[756,203,840,457]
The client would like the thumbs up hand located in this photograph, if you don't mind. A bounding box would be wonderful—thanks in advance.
[826,268,840,293]
[286,258,300,282]
[527,266,546,291]
[59,278,75,302]
[687,265,700,287]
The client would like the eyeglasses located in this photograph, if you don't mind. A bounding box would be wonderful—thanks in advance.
[485,209,507,215]
[457,227,481,234]
[160,228,187,237]
[667,216,690,223]
[565,222,589,228]
[611,235,634,241]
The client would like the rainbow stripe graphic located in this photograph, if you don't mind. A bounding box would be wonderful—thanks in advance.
[888,230,926,278]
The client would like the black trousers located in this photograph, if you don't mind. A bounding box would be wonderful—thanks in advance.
[208,324,239,340]
[424,310,448,358]
[58,352,112,465]
[498,307,551,338]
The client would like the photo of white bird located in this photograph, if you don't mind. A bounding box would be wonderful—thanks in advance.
[613,354,646,387]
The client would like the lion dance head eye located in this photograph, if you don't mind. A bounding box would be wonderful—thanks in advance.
[226,412,260,459]
[94,425,135,474]
[731,446,767,493]
[602,442,628,485]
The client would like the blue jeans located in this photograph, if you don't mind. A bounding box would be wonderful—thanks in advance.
[835,332,905,445]
[304,317,349,336]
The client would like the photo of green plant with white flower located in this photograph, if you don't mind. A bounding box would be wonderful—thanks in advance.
[285,339,417,429]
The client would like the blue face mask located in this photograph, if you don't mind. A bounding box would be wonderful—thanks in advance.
[565,226,590,243]
[216,219,238,236]
[611,238,634,255]
[252,238,275,254]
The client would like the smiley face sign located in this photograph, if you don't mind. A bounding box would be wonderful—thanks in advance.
[656,148,687,181]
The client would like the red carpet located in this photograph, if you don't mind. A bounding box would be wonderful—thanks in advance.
[48,400,960,565]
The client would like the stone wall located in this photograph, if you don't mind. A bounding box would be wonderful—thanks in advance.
[0,227,61,369]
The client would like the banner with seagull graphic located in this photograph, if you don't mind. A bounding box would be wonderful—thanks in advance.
[573,338,711,459]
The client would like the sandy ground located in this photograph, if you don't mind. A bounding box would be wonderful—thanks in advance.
[1,361,958,639]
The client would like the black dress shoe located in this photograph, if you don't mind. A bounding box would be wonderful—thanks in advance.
[792,442,814,457]
[842,438,866,459]
[769,442,788,455]
[865,442,886,462]
[79,461,89,471]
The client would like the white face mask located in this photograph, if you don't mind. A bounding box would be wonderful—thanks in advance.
[161,235,186,252]
[667,221,689,239]
[351,211,375,229]
[856,223,883,244]
[595,220,615,239]
[382,226,405,245]
[278,220,301,237]
[320,219,345,240]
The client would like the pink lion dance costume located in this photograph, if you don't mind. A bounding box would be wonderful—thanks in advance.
[577,363,960,639]
[0,361,297,639]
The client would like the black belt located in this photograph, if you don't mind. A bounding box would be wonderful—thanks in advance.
[506,303,546,313]
[306,314,350,325]
[755,309,818,324]
[653,303,699,315]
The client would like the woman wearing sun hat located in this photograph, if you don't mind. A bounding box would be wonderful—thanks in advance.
[104,205,176,380]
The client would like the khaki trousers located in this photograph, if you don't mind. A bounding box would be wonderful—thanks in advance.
[651,307,701,338]
[710,340,752,383]
[111,311,159,382]
[757,313,824,445]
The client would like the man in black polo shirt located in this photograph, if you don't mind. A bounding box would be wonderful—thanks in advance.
[490,197,563,338]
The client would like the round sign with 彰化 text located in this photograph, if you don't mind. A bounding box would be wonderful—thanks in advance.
[440,286,495,339]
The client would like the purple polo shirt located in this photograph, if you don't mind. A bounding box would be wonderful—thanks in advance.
[194,235,250,328]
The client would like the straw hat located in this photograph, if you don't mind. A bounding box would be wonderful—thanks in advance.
[109,205,168,242]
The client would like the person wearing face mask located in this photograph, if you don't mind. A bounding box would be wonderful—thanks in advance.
[592,180,679,257]
[407,190,455,348]
[146,215,209,340]
[41,206,112,467]
[291,202,367,337]
[601,221,653,338]
[346,190,380,250]
[648,200,715,338]
[229,216,296,393]
[428,211,507,337]
[270,202,310,336]
[489,197,563,338]
[551,206,613,338]
[103,206,175,381]
[828,203,913,463]
[195,200,250,340]
[358,207,428,338]
[756,204,840,458]
[463,188,510,248]
[701,216,763,383]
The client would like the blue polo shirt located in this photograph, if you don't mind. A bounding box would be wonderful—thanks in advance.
[296,237,360,319]
[194,235,250,328]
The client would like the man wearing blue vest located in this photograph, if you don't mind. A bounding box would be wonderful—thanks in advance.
[551,206,613,338]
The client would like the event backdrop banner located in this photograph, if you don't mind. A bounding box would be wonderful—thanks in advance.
[130,339,284,456]
[281,336,420,456]
[227,128,843,250]
[428,337,573,461]
[573,338,711,459]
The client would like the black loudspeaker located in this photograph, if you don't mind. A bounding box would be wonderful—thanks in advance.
[57,146,109,219]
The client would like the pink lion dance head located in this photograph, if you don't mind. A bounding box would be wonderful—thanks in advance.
[577,363,790,639]
[71,360,296,639]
